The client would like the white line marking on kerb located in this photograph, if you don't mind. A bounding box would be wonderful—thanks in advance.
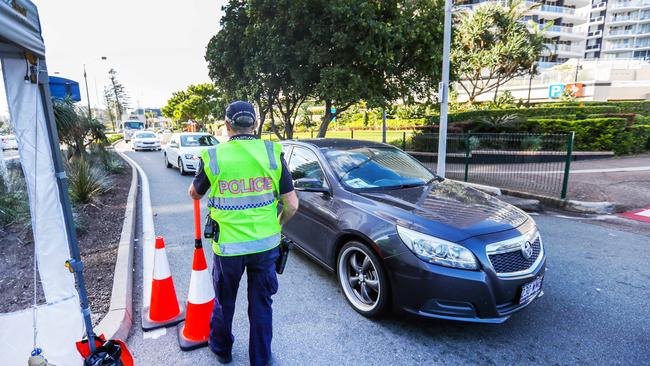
[143,327,166,340]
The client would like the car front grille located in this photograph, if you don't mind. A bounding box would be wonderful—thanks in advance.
[488,236,541,275]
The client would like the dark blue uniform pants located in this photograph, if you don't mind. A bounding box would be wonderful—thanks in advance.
[210,248,279,366]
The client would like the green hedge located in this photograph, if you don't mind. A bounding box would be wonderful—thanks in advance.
[106,134,123,145]
[446,105,622,124]
[524,117,649,155]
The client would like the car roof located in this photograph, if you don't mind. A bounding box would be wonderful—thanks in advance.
[283,138,393,150]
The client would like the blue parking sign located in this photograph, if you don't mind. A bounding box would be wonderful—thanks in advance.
[549,84,565,99]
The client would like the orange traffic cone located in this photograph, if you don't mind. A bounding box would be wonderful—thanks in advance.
[177,245,215,350]
[142,236,185,331]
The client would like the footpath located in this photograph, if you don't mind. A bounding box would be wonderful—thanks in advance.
[566,153,650,211]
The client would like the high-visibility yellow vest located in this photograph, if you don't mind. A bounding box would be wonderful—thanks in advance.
[201,139,283,256]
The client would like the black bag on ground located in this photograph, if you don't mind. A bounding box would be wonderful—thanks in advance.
[83,340,123,366]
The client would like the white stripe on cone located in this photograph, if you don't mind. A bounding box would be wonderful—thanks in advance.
[637,209,650,218]
[188,269,214,305]
[153,247,172,280]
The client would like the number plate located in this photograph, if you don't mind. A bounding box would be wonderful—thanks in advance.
[519,276,543,304]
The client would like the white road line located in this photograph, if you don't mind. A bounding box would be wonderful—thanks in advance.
[116,146,156,312]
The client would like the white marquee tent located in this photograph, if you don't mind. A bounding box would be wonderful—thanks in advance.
[1,1,90,364]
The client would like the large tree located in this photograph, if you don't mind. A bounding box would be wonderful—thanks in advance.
[451,0,546,103]
[106,68,130,123]
[162,83,227,129]
[206,0,445,139]
[314,0,445,136]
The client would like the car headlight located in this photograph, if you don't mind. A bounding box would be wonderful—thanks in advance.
[396,225,478,270]
[184,154,199,160]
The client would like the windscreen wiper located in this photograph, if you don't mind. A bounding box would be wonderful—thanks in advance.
[338,153,379,182]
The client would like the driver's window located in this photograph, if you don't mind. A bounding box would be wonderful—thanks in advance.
[289,147,328,188]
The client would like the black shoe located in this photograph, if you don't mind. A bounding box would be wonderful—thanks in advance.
[216,353,232,364]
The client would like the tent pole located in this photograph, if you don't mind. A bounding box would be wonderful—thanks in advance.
[38,66,96,352]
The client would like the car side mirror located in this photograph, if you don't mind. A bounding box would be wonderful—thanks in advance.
[170,142,178,148]
[294,178,329,193]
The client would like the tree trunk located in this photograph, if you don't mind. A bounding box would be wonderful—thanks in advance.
[317,100,333,138]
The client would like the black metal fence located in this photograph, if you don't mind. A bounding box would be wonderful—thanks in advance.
[408,133,574,199]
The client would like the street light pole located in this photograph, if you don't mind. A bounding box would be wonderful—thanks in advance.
[437,0,453,178]
[83,64,92,118]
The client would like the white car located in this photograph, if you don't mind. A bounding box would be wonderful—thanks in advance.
[163,132,219,175]
[1,135,17,150]
[131,131,161,151]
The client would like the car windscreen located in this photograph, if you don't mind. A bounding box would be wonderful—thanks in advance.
[180,135,218,147]
[323,146,434,190]
[135,132,156,139]
[124,122,144,129]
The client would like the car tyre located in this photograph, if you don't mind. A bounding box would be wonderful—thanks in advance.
[178,158,186,175]
[337,241,390,318]
[164,153,172,168]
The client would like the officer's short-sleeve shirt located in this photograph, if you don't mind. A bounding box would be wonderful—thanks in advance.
[192,134,294,196]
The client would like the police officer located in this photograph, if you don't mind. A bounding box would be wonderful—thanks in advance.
[188,101,299,365]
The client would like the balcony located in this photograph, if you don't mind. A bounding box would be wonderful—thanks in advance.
[587,29,603,37]
[608,15,639,24]
[543,24,587,39]
[586,43,601,50]
[604,42,635,50]
[589,15,605,24]
[609,0,650,10]
[636,40,650,48]
[591,2,607,11]
[529,3,586,21]
[605,28,638,39]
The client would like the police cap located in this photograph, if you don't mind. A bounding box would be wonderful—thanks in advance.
[225,101,256,128]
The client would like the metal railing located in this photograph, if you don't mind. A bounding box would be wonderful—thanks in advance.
[407,133,575,199]
[267,130,576,199]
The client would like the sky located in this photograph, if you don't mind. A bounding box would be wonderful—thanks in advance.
[9,0,227,111]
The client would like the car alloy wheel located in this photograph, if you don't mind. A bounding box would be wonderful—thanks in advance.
[164,153,172,168]
[178,158,186,175]
[337,242,389,317]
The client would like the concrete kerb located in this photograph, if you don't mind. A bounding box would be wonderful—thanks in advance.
[95,138,136,340]
[500,188,615,215]
[451,178,614,215]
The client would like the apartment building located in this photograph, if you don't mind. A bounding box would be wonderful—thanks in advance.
[596,0,650,60]
[456,0,650,67]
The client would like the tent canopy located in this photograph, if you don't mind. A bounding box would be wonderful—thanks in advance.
[49,76,82,101]
[0,0,45,58]
[1,1,85,365]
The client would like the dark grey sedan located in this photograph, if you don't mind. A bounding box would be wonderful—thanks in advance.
[281,139,545,323]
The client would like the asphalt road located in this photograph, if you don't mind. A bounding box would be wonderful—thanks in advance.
[118,142,650,366]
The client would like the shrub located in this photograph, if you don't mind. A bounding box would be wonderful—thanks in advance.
[89,145,125,174]
[66,158,111,204]
[524,117,642,154]
[0,165,30,227]
[106,134,123,145]
[521,135,543,151]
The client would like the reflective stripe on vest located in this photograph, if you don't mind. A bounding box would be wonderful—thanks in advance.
[208,147,219,175]
[208,191,276,211]
[217,233,280,256]
[264,140,277,170]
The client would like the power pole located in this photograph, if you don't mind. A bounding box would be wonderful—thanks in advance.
[83,64,92,118]
[437,0,453,178]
